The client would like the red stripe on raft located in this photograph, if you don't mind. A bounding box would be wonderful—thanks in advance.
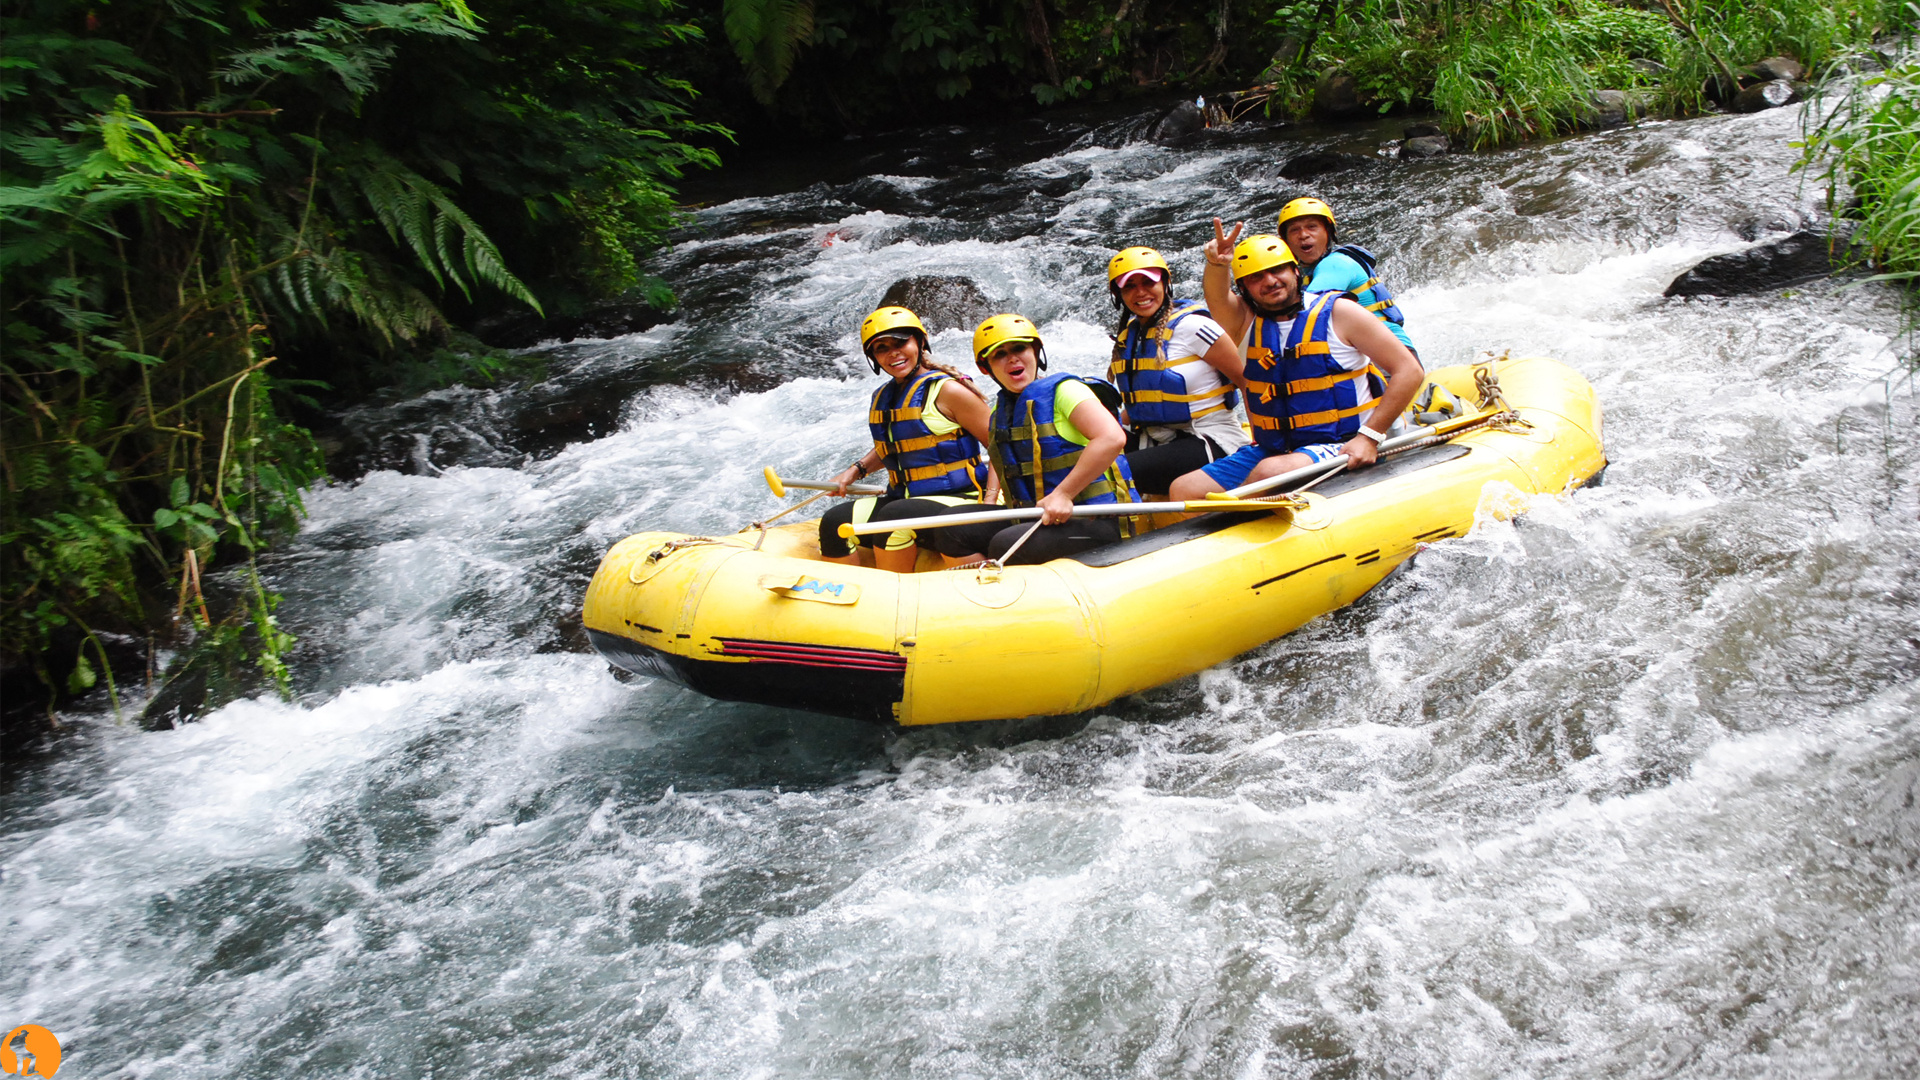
[715,638,909,670]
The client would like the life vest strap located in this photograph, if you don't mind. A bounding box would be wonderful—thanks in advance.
[1123,382,1237,405]
[1288,399,1377,429]
[873,431,946,455]
[894,458,979,484]
[1284,369,1370,395]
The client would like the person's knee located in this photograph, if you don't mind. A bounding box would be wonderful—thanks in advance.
[1169,469,1221,501]
[1246,453,1306,482]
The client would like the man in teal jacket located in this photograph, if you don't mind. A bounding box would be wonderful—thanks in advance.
[1276,196,1419,357]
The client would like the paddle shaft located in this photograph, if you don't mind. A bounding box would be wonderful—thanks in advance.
[1222,410,1498,498]
[840,410,1501,539]
[781,478,886,496]
[838,497,1275,537]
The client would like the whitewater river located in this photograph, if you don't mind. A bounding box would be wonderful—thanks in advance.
[5,99,1917,1078]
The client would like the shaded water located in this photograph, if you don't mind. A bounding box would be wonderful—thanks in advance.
[5,102,1918,1078]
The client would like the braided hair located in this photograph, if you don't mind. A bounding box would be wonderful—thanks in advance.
[1109,275,1174,364]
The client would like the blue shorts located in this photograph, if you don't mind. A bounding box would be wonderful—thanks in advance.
[1199,442,1344,489]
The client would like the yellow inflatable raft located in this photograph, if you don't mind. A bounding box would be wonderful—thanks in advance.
[582,356,1604,725]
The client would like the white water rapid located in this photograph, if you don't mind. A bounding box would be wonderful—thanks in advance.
[4,100,1917,1078]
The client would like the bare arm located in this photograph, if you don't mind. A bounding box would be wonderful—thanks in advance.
[935,380,1001,503]
[1331,298,1425,467]
[1036,397,1128,524]
[1202,217,1248,343]
[830,447,883,495]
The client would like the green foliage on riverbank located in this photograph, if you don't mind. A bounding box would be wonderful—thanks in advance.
[1255,0,1907,145]
[1,0,722,715]
[1798,30,1920,365]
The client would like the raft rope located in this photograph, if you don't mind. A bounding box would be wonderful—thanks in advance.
[746,489,836,550]
[1471,353,1534,434]
[643,535,728,565]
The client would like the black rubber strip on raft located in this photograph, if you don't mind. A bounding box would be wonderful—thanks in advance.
[587,628,903,724]
[1071,442,1473,568]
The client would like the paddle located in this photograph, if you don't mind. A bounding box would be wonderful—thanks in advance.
[836,496,1296,538]
[838,405,1508,539]
[1218,405,1503,499]
[764,466,884,498]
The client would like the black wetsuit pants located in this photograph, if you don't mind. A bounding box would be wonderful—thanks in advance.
[818,496,962,558]
[1124,430,1231,495]
[929,510,1123,566]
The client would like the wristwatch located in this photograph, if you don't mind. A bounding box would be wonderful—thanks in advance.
[1358,425,1387,444]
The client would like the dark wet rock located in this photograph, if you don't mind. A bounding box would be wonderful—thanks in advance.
[1312,71,1368,120]
[1748,56,1806,82]
[1730,79,1800,114]
[1590,90,1631,129]
[1734,212,1805,241]
[473,300,677,350]
[1664,229,1858,297]
[1402,122,1445,140]
[1184,119,1291,147]
[1150,100,1206,146]
[1631,58,1667,76]
[878,275,998,334]
[1402,135,1451,159]
[1279,150,1370,180]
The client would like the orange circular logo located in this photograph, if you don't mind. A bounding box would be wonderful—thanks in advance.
[1,1026,60,1078]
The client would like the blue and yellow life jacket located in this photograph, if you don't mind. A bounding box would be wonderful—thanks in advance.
[1306,244,1406,325]
[1244,291,1387,452]
[868,369,988,498]
[1107,300,1239,428]
[989,373,1139,527]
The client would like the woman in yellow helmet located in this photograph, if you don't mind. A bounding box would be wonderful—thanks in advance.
[929,314,1139,566]
[1104,245,1250,497]
[819,306,998,572]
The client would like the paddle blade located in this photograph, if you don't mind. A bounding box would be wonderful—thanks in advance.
[764,466,787,498]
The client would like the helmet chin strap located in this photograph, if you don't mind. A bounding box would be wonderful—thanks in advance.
[1243,293,1303,320]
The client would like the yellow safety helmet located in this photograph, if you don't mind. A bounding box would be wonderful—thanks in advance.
[1276,197,1337,239]
[1107,246,1170,288]
[859,305,929,354]
[1232,233,1298,280]
[972,313,1044,371]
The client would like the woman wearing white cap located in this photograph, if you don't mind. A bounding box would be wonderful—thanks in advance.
[1103,245,1249,497]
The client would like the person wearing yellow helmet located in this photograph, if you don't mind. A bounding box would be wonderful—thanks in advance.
[1165,219,1423,501]
[926,314,1140,566]
[818,305,998,572]
[1103,245,1251,498]
[1275,196,1417,354]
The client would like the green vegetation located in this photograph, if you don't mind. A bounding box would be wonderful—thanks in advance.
[2,0,722,717]
[1797,21,1920,360]
[1253,0,1906,146]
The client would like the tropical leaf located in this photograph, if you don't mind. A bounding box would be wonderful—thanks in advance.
[723,0,816,105]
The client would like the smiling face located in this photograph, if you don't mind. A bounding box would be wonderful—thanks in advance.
[1280,216,1332,265]
[983,340,1040,393]
[1116,272,1167,318]
[866,333,924,380]
[1238,263,1302,312]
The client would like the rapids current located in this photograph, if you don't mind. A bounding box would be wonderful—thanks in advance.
[5,102,1919,1078]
